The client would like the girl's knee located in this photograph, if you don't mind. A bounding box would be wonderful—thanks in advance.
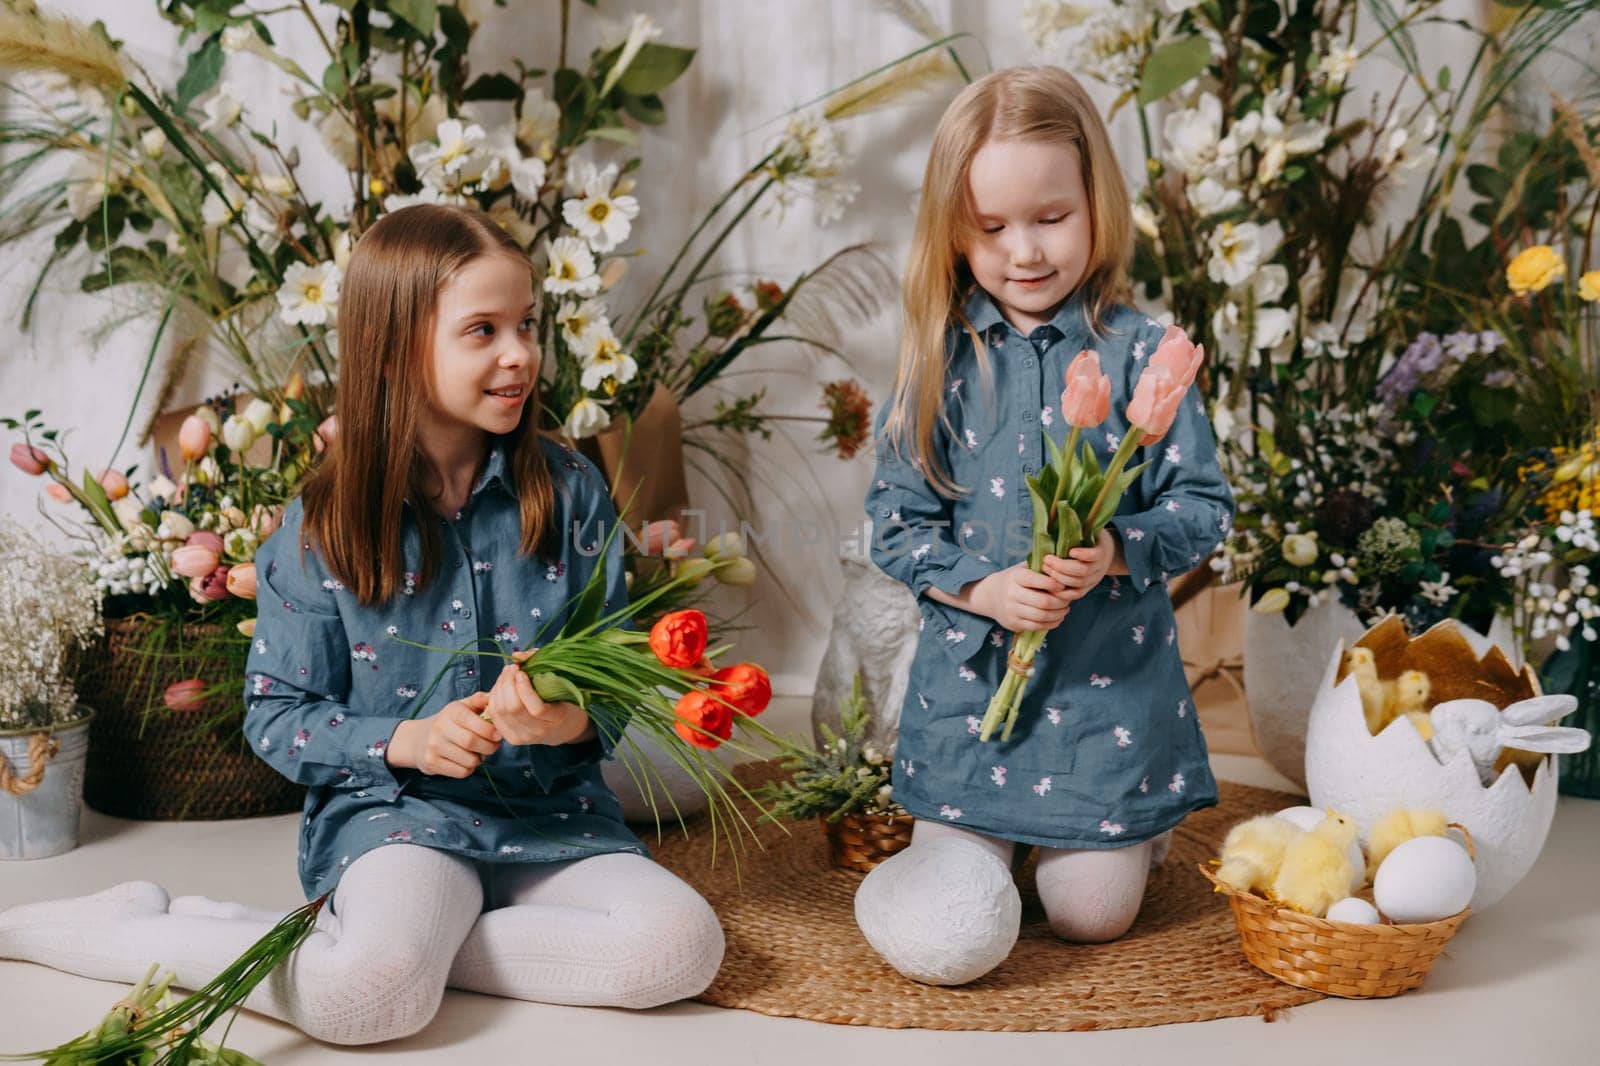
[645,895,726,1005]
[854,837,1020,986]
[298,950,450,1044]
[1036,843,1151,944]
[1044,897,1141,943]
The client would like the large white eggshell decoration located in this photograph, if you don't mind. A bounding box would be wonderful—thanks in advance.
[1274,806,1365,894]
[855,837,1021,986]
[1305,615,1558,912]
[1373,835,1476,924]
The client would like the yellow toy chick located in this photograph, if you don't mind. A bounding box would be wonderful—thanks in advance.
[1366,807,1448,881]
[1216,815,1302,896]
[1382,670,1432,732]
[1404,709,1435,741]
[1271,810,1358,917]
[1343,647,1388,734]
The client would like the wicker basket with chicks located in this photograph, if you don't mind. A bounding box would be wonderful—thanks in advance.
[1199,806,1476,998]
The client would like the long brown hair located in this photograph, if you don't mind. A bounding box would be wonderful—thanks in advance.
[884,66,1133,498]
[301,203,555,606]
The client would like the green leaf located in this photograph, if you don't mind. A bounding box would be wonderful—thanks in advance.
[463,72,523,101]
[617,43,695,96]
[1412,392,1438,418]
[1054,504,1083,554]
[1137,36,1210,105]
[389,0,438,37]
[530,672,587,710]
[1438,64,1451,90]
[322,59,347,98]
[438,3,470,49]
[587,126,639,146]
[1030,491,1051,568]
[1080,439,1102,480]
[620,91,666,125]
[1044,432,1064,475]
[176,37,224,109]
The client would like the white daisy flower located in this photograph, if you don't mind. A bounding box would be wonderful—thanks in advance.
[276,261,342,326]
[510,154,547,200]
[410,119,488,179]
[543,236,600,297]
[201,87,243,131]
[517,87,561,150]
[578,327,638,392]
[557,299,607,350]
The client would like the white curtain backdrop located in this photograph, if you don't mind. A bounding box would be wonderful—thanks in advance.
[0,0,1495,694]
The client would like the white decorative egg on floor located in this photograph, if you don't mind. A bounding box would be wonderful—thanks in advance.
[1275,806,1365,894]
[1305,615,1568,912]
[1373,835,1476,924]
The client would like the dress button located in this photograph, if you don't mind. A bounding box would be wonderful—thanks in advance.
[879,508,890,518]
[1022,411,1034,422]
[1022,358,1033,368]
[1023,463,1035,474]
[461,608,472,619]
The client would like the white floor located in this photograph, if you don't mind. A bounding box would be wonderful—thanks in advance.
[3,696,1598,1066]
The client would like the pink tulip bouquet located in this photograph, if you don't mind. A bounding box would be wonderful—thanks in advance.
[978,326,1205,742]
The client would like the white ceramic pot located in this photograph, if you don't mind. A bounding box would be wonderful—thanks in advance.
[1245,600,1517,790]
[1304,617,1557,912]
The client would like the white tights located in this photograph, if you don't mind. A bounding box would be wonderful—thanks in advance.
[0,844,724,1045]
[855,818,1164,985]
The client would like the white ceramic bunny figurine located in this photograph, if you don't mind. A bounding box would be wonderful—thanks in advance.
[1428,694,1592,786]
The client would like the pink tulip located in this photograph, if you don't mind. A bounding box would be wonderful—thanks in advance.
[178,414,212,460]
[252,504,282,539]
[1126,365,1188,445]
[313,415,339,454]
[163,678,208,712]
[44,482,72,503]
[640,520,680,555]
[226,562,257,599]
[1148,325,1204,391]
[97,469,129,500]
[9,443,49,476]
[185,530,224,555]
[1059,350,1112,429]
[171,543,222,577]
[189,567,231,603]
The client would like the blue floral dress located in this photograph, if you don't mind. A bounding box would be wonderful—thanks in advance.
[245,438,645,901]
[865,288,1236,849]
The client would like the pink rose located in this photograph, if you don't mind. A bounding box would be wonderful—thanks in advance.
[1058,350,1111,429]
[1148,325,1204,392]
[171,544,222,578]
[178,414,212,461]
[1126,366,1187,445]
[9,443,49,476]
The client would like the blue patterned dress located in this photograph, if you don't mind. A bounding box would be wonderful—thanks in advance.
[865,288,1236,849]
[245,437,645,900]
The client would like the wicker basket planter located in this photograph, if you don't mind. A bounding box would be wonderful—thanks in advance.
[76,616,304,820]
[1198,825,1474,998]
[819,810,915,873]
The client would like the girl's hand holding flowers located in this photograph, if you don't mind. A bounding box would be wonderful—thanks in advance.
[486,649,595,746]
[1041,528,1125,603]
[388,693,501,779]
[971,562,1073,632]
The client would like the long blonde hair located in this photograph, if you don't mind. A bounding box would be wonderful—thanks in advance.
[301,203,557,606]
[883,66,1132,498]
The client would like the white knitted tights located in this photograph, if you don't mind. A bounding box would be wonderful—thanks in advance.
[0,845,724,1045]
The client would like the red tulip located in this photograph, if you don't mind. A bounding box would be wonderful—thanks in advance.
[1059,350,1111,429]
[711,662,772,717]
[178,414,212,460]
[649,609,707,668]
[171,544,222,577]
[9,443,49,476]
[189,567,231,603]
[1148,324,1204,391]
[685,656,717,679]
[163,678,208,712]
[673,689,732,750]
[226,562,257,599]
[1126,365,1187,446]
[97,469,129,500]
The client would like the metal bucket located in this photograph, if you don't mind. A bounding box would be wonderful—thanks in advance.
[0,710,93,860]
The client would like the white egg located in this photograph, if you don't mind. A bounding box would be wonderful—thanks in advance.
[1325,896,1381,924]
[1275,805,1365,894]
[1373,835,1476,924]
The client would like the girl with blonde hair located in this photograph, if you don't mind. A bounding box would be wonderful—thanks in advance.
[859,67,1234,985]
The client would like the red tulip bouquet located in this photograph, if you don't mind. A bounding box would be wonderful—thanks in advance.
[979,326,1205,742]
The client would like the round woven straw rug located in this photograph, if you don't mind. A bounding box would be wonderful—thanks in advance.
[648,760,1322,1031]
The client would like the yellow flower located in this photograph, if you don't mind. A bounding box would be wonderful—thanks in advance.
[1580,270,1600,302]
[1505,245,1566,295]
[1252,588,1291,614]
